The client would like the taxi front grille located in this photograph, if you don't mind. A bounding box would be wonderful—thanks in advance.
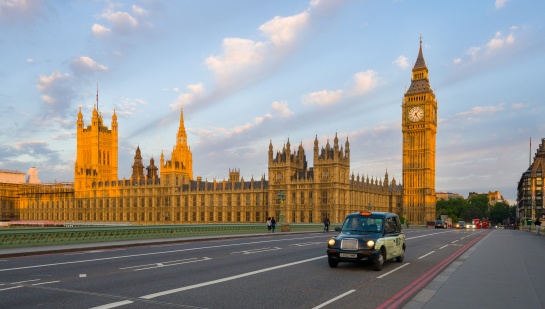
[340,238,358,250]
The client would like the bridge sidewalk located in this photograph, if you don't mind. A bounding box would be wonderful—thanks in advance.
[404,229,545,308]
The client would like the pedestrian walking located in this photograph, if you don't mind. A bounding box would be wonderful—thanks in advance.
[267,217,272,233]
[323,217,330,232]
[536,213,544,235]
[271,217,276,233]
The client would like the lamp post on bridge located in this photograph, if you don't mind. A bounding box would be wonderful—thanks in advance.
[277,190,286,223]
[277,190,289,232]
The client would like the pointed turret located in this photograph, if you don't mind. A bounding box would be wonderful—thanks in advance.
[413,35,427,70]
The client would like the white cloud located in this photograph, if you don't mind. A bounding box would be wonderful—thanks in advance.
[463,29,517,61]
[393,55,409,69]
[204,38,268,84]
[350,70,378,96]
[453,58,462,64]
[0,0,45,25]
[512,103,525,109]
[192,113,273,140]
[203,0,331,87]
[495,0,508,9]
[26,58,34,63]
[258,11,310,46]
[301,70,377,107]
[94,4,153,37]
[69,56,108,76]
[486,31,514,50]
[455,104,506,118]
[170,83,206,110]
[271,100,293,117]
[102,10,138,30]
[114,98,147,117]
[302,89,344,106]
[36,71,76,118]
[132,5,147,16]
[91,23,111,36]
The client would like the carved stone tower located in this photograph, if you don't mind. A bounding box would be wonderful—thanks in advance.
[74,104,118,193]
[160,108,193,186]
[402,37,437,224]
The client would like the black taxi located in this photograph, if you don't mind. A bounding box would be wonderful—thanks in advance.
[326,211,405,271]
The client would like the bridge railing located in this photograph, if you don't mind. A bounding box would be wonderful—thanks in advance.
[0,223,324,248]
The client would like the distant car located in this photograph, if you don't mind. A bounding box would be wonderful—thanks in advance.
[326,211,405,271]
[456,221,466,229]
[435,219,446,229]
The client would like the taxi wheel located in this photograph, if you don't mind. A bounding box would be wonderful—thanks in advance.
[373,248,385,271]
[396,245,405,263]
[328,258,339,268]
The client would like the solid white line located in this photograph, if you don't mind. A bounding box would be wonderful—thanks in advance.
[88,300,134,309]
[377,263,410,279]
[140,256,325,299]
[311,289,356,309]
[119,257,201,269]
[0,236,322,273]
[418,251,435,259]
[32,281,60,286]
[0,285,23,291]
[132,257,212,271]
[439,244,449,249]
[11,279,40,284]
[231,247,280,254]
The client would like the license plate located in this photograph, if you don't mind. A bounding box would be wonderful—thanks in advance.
[340,253,357,258]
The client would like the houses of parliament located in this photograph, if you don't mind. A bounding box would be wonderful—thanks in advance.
[0,39,437,225]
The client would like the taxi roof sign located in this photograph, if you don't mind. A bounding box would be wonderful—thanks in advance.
[359,211,372,216]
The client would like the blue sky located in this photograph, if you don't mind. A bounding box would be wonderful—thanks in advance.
[1,0,544,204]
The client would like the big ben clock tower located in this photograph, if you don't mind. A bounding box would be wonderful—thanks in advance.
[402,36,437,224]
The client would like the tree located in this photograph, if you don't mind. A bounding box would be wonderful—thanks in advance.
[466,195,489,220]
[436,197,469,222]
[489,201,511,225]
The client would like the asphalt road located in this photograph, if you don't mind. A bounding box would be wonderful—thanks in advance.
[0,228,488,309]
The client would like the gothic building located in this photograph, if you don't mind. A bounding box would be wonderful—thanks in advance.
[402,37,438,224]
[10,39,443,225]
[517,138,545,222]
[16,103,402,224]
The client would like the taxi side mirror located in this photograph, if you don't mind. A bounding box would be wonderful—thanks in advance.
[334,227,341,232]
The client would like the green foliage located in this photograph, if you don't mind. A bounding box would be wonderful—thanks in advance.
[489,202,515,225]
[436,197,469,222]
[436,195,491,222]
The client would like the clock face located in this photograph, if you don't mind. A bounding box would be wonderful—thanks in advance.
[408,106,424,122]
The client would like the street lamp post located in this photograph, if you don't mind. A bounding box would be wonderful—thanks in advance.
[277,190,286,223]
[277,190,289,232]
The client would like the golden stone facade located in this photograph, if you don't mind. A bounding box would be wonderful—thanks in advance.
[402,37,437,224]
[2,40,440,225]
[13,103,402,224]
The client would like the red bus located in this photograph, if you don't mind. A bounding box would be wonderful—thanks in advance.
[473,219,481,229]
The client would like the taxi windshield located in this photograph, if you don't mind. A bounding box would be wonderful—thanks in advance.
[341,216,383,233]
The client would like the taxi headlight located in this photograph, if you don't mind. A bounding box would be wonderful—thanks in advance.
[328,238,336,246]
[366,240,375,248]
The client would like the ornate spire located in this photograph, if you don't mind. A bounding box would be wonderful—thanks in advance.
[413,34,427,70]
[177,108,187,146]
